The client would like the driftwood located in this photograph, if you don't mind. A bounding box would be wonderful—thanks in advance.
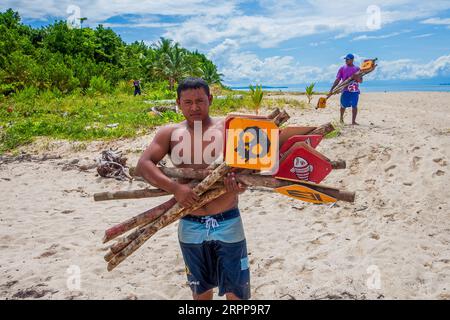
[106,162,231,271]
[96,149,132,181]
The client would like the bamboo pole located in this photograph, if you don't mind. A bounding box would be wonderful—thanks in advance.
[98,169,355,204]
[94,183,222,202]
[106,162,231,270]
[94,188,169,201]
[102,197,177,244]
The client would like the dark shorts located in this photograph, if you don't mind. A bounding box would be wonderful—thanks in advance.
[178,208,251,299]
[340,91,359,108]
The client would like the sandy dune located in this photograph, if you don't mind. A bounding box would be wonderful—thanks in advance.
[1,92,449,299]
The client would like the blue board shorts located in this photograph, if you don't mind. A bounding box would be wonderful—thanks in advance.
[178,207,250,300]
[340,91,359,108]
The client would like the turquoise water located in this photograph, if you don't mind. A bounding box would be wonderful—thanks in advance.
[229,82,450,92]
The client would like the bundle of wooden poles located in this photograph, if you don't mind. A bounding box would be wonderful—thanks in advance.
[94,109,355,271]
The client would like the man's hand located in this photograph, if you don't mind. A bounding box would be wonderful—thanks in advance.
[352,73,363,83]
[173,183,200,208]
[224,172,247,193]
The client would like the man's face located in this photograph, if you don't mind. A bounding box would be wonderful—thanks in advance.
[345,58,354,66]
[177,88,212,124]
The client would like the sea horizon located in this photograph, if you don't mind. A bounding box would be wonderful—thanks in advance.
[228,80,450,93]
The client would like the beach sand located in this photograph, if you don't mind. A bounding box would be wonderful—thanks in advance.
[1,92,449,300]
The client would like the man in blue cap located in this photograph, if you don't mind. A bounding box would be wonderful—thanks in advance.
[329,53,363,125]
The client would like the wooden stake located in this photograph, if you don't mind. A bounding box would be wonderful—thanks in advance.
[106,162,231,270]
[102,197,177,243]
[107,186,228,270]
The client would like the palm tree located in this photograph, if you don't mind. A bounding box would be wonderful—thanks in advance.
[153,37,174,57]
[153,44,191,90]
[305,82,315,104]
[249,84,264,115]
[79,17,87,29]
[201,60,223,85]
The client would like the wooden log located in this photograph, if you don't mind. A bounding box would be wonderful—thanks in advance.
[106,186,227,269]
[228,108,280,120]
[103,197,177,244]
[307,123,335,136]
[158,161,347,182]
[329,160,346,169]
[94,188,169,201]
[273,110,290,126]
[94,183,222,202]
[106,162,231,270]
[99,168,355,203]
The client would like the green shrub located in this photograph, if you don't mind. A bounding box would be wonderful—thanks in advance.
[87,76,111,95]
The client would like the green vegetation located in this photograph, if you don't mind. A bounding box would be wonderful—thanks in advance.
[0,9,223,95]
[0,9,227,152]
[0,91,183,152]
[249,84,264,115]
[324,120,343,139]
[0,9,311,153]
[305,83,315,104]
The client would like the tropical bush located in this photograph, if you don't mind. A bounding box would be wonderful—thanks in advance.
[0,9,225,97]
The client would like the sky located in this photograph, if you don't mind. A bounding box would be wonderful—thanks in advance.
[2,0,450,86]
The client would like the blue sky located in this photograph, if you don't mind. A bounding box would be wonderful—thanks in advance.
[2,0,450,86]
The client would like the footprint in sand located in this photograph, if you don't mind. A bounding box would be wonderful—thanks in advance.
[411,156,422,170]
[432,170,445,177]
[384,164,396,173]
[433,158,447,167]
[263,257,284,268]
[35,244,59,259]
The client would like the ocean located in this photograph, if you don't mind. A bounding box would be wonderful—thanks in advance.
[229,81,450,93]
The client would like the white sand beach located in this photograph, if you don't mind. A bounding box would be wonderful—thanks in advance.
[1,92,449,300]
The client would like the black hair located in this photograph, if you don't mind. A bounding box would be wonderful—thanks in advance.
[177,77,210,99]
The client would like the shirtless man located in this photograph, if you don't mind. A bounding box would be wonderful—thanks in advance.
[135,78,250,300]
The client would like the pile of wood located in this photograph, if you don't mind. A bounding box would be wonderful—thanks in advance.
[94,109,355,271]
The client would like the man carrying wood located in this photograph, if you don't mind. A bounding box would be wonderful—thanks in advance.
[329,53,363,125]
[135,77,250,300]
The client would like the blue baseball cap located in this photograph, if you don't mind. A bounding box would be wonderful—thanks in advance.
[345,53,355,60]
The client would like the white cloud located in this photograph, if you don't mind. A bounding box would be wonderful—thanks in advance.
[421,17,450,25]
[352,31,409,41]
[374,55,450,80]
[0,0,236,24]
[163,0,450,48]
[411,33,433,39]
[4,0,450,84]
[220,52,450,85]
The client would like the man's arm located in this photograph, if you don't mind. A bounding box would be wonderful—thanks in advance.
[135,126,199,208]
[329,67,343,94]
[329,78,341,95]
